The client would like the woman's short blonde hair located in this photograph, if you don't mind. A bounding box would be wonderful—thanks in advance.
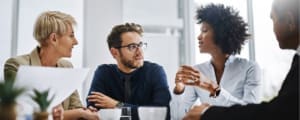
[33,11,76,46]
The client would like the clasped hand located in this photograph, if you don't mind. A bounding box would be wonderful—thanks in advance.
[87,91,118,108]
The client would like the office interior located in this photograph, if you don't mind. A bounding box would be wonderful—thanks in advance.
[0,0,295,106]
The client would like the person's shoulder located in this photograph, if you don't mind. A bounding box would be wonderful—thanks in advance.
[143,61,163,69]
[231,56,258,68]
[5,54,31,66]
[193,61,211,70]
[95,63,118,72]
[140,61,167,75]
[57,59,73,68]
[97,63,117,69]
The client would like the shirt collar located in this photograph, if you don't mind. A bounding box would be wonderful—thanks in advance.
[30,46,62,67]
[29,46,42,66]
[208,55,235,67]
[224,55,235,66]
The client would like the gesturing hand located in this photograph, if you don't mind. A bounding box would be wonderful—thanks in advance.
[177,65,201,86]
[178,65,219,94]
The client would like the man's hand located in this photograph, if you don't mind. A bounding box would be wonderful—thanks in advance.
[87,91,118,108]
[183,103,210,120]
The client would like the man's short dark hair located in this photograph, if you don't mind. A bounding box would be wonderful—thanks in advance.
[107,23,143,49]
[273,0,299,28]
[196,4,249,55]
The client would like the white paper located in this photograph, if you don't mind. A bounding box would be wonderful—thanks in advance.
[14,65,89,114]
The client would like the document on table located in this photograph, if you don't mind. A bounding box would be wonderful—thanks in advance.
[14,65,89,114]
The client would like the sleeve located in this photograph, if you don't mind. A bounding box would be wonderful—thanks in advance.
[62,90,83,110]
[171,86,199,120]
[150,65,171,106]
[148,65,171,120]
[202,103,265,120]
[202,92,297,120]
[86,66,106,108]
[213,62,261,106]
[4,58,19,81]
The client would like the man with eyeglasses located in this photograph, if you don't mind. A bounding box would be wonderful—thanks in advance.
[86,23,171,120]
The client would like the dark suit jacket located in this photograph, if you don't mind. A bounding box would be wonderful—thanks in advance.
[202,54,299,120]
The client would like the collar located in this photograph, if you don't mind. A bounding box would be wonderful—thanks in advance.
[209,55,234,66]
[29,46,61,67]
[224,55,235,66]
[29,47,42,66]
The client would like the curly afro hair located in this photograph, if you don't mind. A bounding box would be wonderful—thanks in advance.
[196,4,249,55]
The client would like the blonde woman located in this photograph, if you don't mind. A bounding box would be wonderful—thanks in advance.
[4,11,99,120]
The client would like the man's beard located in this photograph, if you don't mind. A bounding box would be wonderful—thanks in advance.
[120,52,143,69]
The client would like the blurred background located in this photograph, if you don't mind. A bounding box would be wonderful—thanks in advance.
[0,0,295,105]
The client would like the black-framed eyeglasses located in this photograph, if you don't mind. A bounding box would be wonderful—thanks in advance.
[116,42,147,52]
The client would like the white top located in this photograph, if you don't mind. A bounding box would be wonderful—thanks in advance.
[170,56,261,120]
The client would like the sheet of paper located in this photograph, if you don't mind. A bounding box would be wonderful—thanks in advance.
[14,65,89,114]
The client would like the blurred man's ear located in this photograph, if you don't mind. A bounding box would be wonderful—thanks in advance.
[110,48,119,59]
[286,12,297,32]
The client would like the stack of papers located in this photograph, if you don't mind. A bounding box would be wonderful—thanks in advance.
[14,66,89,114]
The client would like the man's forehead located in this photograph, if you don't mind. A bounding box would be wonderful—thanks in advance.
[121,33,142,44]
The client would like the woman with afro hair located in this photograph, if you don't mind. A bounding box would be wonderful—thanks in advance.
[171,3,261,120]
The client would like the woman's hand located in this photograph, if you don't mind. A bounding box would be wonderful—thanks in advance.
[179,65,219,94]
[173,68,187,94]
[80,107,100,120]
[52,104,64,120]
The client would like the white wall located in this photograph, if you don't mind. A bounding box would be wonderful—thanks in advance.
[83,0,124,105]
[0,0,13,80]
[83,0,123,68]
[123,0,181,28]
[143,33,180,90]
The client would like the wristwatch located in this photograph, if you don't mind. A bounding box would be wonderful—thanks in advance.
[209,86,221,98]
[116,101,124,108]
